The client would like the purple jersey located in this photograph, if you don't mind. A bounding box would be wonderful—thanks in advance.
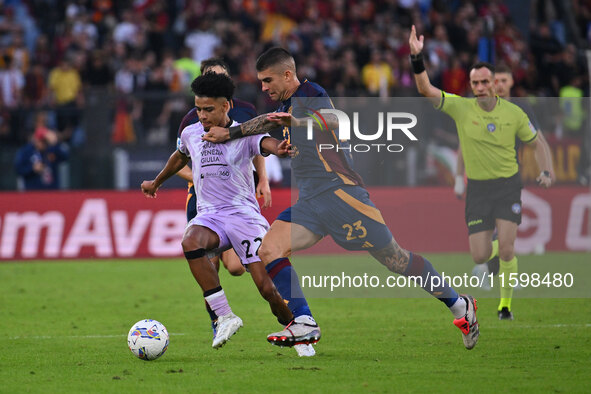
[177,120,269,215]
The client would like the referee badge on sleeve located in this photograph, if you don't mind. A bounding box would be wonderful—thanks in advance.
[511,203,521,214]
[528,121,537,135]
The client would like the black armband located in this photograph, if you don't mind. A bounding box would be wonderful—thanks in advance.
[410,53,425,74]
[184,248,206,260]
[228,125,243,140]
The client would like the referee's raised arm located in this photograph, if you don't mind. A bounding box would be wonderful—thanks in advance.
[409,25,442,107]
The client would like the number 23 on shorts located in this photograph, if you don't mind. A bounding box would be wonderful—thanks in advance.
[342,220,367,241]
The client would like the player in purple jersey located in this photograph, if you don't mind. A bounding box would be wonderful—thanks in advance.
[203,48,480,351]
[141,72,293,349]
[175,59,268,279]
[174,59,272,341]
[175,60,315,357]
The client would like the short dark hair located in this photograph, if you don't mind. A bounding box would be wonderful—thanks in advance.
[470,61,495,74]
[495,64,512,75]
[256,47,294,71]
[200,58,230,75]
[190,72,235,101]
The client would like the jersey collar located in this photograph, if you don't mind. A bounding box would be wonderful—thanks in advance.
[281,79,308,107]
[475,95,500,112]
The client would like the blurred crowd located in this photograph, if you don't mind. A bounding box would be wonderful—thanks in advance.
[1,0,590,188]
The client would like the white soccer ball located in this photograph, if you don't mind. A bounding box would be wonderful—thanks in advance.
[127,319,169,361]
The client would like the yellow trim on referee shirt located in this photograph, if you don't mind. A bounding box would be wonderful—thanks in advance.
[333,189,385,224]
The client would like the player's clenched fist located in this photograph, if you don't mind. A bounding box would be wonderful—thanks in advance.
[141,180,159,198]
[202,126,230,142]
[536,171,554,188]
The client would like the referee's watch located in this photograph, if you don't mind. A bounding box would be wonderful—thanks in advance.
[541,170,551,178]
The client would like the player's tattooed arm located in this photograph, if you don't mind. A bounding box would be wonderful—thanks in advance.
[231,114,282,138]
[369,238,410,274]
[266,112,339,131]
[202,110,340,143]
[202,114,282,143]
[300,112,339,131]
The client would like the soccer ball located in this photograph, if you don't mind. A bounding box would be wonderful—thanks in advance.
[127,319,169,361]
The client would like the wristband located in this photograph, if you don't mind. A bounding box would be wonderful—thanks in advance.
[228,125,242,140]
[410,53,425,74]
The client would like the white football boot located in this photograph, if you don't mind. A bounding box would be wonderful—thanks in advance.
[453,294,479,350]
[294,344,316,357]
[267,315,320,347]
[212,312,243,349]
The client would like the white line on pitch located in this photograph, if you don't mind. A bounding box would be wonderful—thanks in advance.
[9,333,186,340]
[498,324,591,329]
[8,324,591,340]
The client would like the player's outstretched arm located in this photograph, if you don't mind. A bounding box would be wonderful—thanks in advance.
[203,113,284,143]
[253,155,272,208]
[260,137,292,158]
[530,132,555,187]
[203,112,340,143]
[267,112,339,132]
[409,25,442,106]
[141,150,189,198]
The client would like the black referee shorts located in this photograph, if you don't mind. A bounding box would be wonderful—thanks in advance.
[465,173,522,235]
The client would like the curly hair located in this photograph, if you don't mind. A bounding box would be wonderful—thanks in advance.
[190,72,235,100]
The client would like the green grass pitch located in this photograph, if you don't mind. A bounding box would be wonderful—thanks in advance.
[2,253,590,393]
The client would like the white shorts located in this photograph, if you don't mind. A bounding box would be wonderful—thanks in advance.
[188,211,270,265]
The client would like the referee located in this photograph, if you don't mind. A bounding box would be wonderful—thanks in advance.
[409,25,554,320]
